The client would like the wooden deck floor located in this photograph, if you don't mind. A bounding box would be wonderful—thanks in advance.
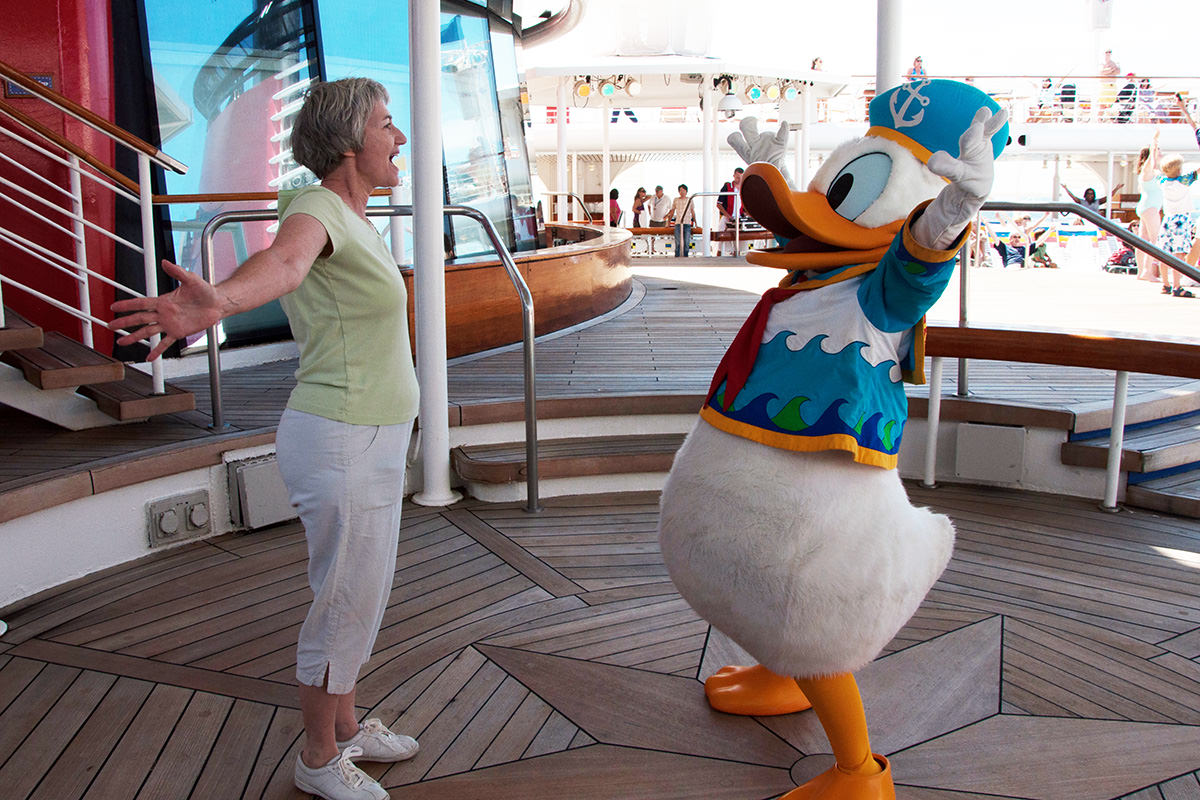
[2,485,1199,799]
[3,259,1200,798]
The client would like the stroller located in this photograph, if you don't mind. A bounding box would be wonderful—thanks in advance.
[1103,242,1136,274]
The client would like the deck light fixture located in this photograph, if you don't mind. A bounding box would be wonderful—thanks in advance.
[745,83,762,102]
[573,78,592,98]
[765,82,781,100]
[625,77,642,97]
[783,82,799,101]
[599,78,617,98]
[715,75,741,117]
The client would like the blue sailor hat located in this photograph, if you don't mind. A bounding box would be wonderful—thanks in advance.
[868,79,1009,163]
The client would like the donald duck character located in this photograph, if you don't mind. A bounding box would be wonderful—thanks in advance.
[657,79,1008,799]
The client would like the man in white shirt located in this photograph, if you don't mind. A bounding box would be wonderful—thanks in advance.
[649,185,673,227]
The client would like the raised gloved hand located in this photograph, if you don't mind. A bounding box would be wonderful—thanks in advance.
[912,105,1008,251]
[727,117,794,188]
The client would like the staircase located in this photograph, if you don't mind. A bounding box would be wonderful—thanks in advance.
[452,388,1200,519]
[0,308,194,429]
[1061,395,1200,517]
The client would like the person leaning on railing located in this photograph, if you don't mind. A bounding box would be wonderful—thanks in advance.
[110,78,421,800]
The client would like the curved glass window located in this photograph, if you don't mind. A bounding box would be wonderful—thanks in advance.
[139,0,535,346]
[440,11,508,259]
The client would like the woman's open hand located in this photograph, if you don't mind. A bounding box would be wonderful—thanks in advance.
[109,259,222,361]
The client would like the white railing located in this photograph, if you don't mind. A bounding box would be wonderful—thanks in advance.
[0,60,186,394]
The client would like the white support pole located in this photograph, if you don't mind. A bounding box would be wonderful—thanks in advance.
[137,152,164,394]
[1101,370,1129,511]
[556,78,568,223]
[799,84,813,190]
[1052,155,1061,201]
[410,0,461,507]
[1106,151,1115,219]
[701,75,715,257]
[602,97,611,228]
[793,129,802,189]
[923,357,944,487]
[68,155,93,347]
[876,0,903,94]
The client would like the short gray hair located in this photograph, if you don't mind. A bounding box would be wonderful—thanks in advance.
[291,78,389,179]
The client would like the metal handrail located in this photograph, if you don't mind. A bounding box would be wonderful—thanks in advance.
[924,200,1197,512]
[542,191,594,224]
[683,191,742,256]
[981,200,1200,283]
[200,203,541,513]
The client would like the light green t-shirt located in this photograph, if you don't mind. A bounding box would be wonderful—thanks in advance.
[277,185,419,425]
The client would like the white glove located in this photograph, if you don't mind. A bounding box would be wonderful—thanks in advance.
[912,106,1008,251]
[727,117,794,188]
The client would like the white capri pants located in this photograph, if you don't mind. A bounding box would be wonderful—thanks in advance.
[276,408,414,695]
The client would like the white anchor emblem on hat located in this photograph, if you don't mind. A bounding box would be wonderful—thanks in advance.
[890,79,932,129]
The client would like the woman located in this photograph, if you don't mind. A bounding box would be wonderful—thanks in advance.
[631,186,648,227]
[1158,153,1198,297]
[111,78,420,800]
[609,187,622,227]
[668,183,695,257]
[906,55,926,81]
[1061,183,1123,225]
[1135,135,1163,281]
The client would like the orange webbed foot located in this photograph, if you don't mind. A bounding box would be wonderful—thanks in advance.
[778,754,894,800]
[704,664,813,716]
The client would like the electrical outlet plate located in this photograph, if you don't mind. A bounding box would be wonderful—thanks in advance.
[147,489,211,547]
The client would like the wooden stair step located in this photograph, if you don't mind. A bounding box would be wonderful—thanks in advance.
[0,308,44,352]
[78,366,195,421]
[0,331,124,389]
[453,433,686,483]
[1060,412,1200,473]
[1125,473,1200,519]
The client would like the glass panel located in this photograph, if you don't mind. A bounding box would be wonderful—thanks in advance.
[143,0,320,345]
[440,11,512,258]
[490,21,537,252]
[319,0,413,253]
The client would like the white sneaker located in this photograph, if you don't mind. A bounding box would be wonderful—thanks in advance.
[337,718,420,762]
[294,746,387,800]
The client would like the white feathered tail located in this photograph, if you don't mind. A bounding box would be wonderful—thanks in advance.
[658,419,954,677]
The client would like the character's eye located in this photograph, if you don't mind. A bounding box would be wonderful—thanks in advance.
[825,152,893,221]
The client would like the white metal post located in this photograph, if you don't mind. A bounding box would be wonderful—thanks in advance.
[876,0,903,94]
[701,75,714,257]
[602,97,611,228]
[411,0,461,507]
[1102,370,1129,511]
[137,152,164,394]
[68,155,93,347]
[923,357,944,487]
[556,77,568,223]
[800,84,812,190]
[1106,151,1115,219]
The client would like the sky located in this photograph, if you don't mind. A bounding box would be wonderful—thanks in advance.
[521,0,1200,80]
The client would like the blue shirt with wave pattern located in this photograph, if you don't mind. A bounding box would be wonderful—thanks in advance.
[705,229,956,462]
